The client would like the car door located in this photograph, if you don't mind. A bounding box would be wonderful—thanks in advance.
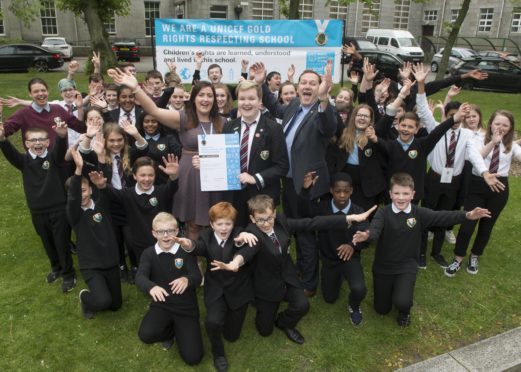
[497,61,521,92]
[0,45,18,70]
[474,60,499,90]
[15,45,41,69]
[378,53,401,80]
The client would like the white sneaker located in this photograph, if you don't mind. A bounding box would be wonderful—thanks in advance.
[427,232,434,241]
[445,230,456,244]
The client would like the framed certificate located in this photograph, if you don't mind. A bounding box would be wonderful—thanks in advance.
[198,133,241,191]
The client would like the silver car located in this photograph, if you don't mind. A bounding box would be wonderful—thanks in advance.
[430,47,478,73]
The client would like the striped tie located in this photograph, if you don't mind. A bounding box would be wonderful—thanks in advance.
[269,233,281,254]
[446,130,457,167]
[489,143,500,173]
[115,155,126,187]
[240,122,254,173]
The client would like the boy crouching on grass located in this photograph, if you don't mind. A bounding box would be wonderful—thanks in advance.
[0,121,76,293]
[353,172,490,327]
[67,146,122,318]
[135,212,203,366]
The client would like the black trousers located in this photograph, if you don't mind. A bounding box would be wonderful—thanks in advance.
[321,257,366,308]
[138,307,203,366]
[454,176,509,257]
[112,223,138,268]
[205,297,248,358]
[255,284,309,336]
[373,271,417,315]
[282,177,318,291]
[342,164,380,212]
[423,170,461,256]
[80,266,122,312]
[30,208,75,279]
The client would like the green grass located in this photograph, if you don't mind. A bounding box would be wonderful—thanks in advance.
[1,72,521,371]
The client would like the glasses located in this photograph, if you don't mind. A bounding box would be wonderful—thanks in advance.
[154,229,178,236]
[356,114,370,119]
[254,215,275,225]
[26,138,48,143]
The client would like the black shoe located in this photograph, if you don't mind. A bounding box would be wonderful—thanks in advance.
[431,254,449,268]
[213,356,228,372]
[62,276,77,293]
[348,305,363,326]
[120,265,129,283]
[129,266,138,285]
[161,337,175,350]
[397,312,411,327]
[418,254,427,269]
[46,271,61,284]
[79,289,94,319]
[275,321,305,344]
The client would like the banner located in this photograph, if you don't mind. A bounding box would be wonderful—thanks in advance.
[154,19,343,84]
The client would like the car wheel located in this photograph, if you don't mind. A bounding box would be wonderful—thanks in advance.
[34,60,49,72]
[461,80,474,90]
[430,62,438,73]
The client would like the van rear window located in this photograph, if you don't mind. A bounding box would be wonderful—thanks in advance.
[377,37,389,46]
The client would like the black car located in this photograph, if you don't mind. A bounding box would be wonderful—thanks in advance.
[0,44,64,72]
[112,41,140,62]
[359,50,404,81]
[450,57,521,93]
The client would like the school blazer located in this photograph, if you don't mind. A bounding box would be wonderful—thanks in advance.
[262,84,337,199]
[193,227,257,310]
[222,115,289,203]
[103,106,143,124]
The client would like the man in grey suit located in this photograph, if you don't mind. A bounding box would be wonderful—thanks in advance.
[252,61,337,296]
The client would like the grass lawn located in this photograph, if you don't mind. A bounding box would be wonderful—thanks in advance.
[0,72,520,371]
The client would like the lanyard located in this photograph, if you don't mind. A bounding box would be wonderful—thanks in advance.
[200,122,213,145]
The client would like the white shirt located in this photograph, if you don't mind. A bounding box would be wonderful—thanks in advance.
[154,242,180,255]
[135,184,155,195]
[214,233,227,247]
[118,109,135,126]
[472,139,521,177]
[392,203,412,214]
[28,149,48,159]
[81,200,95,211]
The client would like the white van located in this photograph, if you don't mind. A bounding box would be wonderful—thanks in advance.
[366,29,424,62]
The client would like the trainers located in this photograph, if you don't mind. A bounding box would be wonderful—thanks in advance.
[444,259,461,277]
[397,312,411,327]
[62,276,77,293]
[46,271,61,284]
[427,231,434,241]
[120,265,129,283]
[445,230,456,244]
[348,305,363,326]
[467,255,479,275]
[431,254,449,268]
[129,266,138,285]
[79,289,94,319]
[418,254,427,269]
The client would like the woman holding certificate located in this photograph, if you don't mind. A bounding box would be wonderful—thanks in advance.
[108,69,225,241]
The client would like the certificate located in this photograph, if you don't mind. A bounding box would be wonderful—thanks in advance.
[198,133,241,191]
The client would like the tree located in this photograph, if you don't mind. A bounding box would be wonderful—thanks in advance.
[6,0,131,72]
[279,0,300,19]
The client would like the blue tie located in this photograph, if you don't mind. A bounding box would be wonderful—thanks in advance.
[284,106,303,138]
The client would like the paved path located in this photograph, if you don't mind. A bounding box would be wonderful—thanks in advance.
[398,327,521,372]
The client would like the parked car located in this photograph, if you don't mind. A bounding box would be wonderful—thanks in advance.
[359,49,404,81]
[366,29,424,62]
[112,41,140,62]
[450,57,521,93]
[41,37,73,60]
[430,47,478,73]
[0,44,64,72]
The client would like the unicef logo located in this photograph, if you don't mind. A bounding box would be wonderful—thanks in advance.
[180,67,192,80]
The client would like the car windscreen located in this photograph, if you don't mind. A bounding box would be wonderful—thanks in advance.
[44,39,64,45]
[397,38,419,47]
[357,41,377,50]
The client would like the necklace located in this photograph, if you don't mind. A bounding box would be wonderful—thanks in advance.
[200,122,213,145]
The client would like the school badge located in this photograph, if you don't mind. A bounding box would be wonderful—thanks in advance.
[364,148,373,157]
[157,144,166,151]
[260,150,270,160]
[92,213,103,223]
[42,160,50,170]
[174,258,184,269]
[408,150,418,159]
[149,197,158,206]
[406,218,416,228]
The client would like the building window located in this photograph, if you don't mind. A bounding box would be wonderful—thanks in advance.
[252,0,273,20]
[104,12,117,35]
[512,9,521,33]
[299,0,314,19]
[393,0,410,30]
[329,0,348,20]
[424,10,438,22]
[40,0,58,36]
[209,5,227,19]
[361,0,380,33]
[144,1,160,37]
[478,8,493,32]
[451,9,460,23]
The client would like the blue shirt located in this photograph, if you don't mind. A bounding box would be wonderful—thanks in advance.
[31,102,51,113]
[397,137,414,151]
[145,133,161,141]
[346,144,359,165]
[331,199,351,214]
[284,105,311,177]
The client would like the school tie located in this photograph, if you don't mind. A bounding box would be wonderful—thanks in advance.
[115,155,126,187]
[269,233,282,254]
[220,240,225,249]
[378,105,385,116]
[240,121,255,173]
[125,111,132,124]
[284,106,303,138]
[66,103,73,115]
[446,130,457,168]
[489,143,500,173]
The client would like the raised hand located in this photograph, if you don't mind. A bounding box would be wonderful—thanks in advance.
[88,171,107,189]
[362,57,378,82]
[318,60,333,100]
[90,95,108,110]
[303,171,318,189]
[399,61,413,80]
[235,232,258,247]
[453,102,471,123]
[149,285,169,302]
[169,277,188,294]
[241,59,249,72]
[365,125,377,142]
[412,62,429,83]
[166,61,177,73]
[91,132,105,156]
[399,78,415,98]
[172,236,194,251]
[194,51,204,69]
[348,70,360,85]
[52,117,68,137]
[0,95,27,108]
[120,119,139,136]
[107,68,139,90]
[159,154,179,179]
[464,69,488,80]
[70,145,83,169]
[447,85,461,98]
[251,62,267,84]
[348,205,377,223]
[68,60,80,74]
[342,43,356,55]
[287,63,295,82]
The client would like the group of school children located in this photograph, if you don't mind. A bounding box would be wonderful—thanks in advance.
[0,49,518,371]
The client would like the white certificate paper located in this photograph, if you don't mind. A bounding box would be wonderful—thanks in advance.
[198,133,241,191]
